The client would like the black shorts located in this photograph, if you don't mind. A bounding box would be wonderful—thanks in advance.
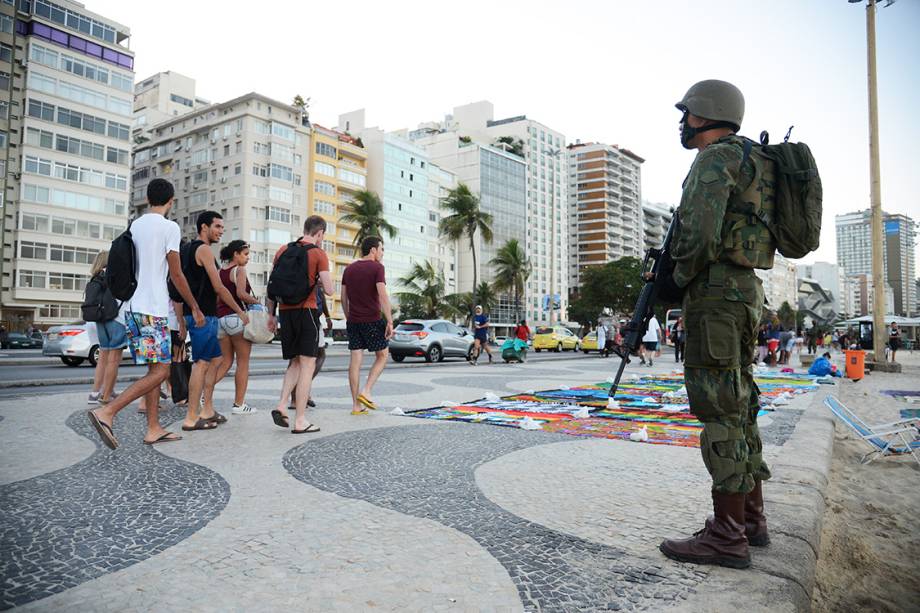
[279,308,320,360]
[347,319,388,352]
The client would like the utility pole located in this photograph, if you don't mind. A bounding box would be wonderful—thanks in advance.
[862,0,887,361]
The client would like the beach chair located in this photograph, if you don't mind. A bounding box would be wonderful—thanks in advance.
[824,396,920,468]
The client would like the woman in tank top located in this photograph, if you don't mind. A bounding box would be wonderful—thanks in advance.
[214,240,262,415]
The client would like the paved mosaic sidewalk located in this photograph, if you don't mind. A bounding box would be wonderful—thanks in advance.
[0,355,835,612]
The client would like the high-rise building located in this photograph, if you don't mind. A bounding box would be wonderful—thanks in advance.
[408,124,526,333]
[566,142,644,290]
[338,110,431,294]
[849,273,894,317]
[131,92,311,302]
[755,253,798,311]
[836,209,916,316]
[307,123,367,317]
[424,161,458,296]
[1,0,134,330]
[428,101,567,324]
[641,201,673,252]
[133,71,208,140]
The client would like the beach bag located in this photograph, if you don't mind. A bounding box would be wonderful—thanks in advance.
[243,309,275,344]
[170,358,192,403]
[105,221,137,301]
[81,273,120,322]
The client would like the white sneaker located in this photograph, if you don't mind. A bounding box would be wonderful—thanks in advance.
[231,402,258,415]
[87,391,101,405]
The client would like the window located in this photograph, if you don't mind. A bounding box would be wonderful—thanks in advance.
[56,134,105,161]
[0,14,12,34]
[315,161,335,177]
[106,146,129,165]
[314,200,334,215]
[0,43,11,63]
[252,142,270,155]
[252,163,268,177]
[40,304,81,319]
[266,206,291,224]
[338,168,366,187]
[315,142,336,159]
[20,241,49,259]
[271,122,294,141]
[48,272,89,291]
[170,93,193,107]
[28,99,56,122]
[269,163,292,181]
[0,130,6,148]
[0,101,7,120]
[269,186,292,204]
[49,244,98,265]
[22,183,126,216]
[314,180,335,197]
[19,270,47,289]
[20,213,50,232]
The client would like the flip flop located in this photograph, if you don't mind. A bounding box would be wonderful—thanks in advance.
[271,409,289,429]
[205,412,228,425]
[181,418,218,431]
[291,423,321,434]
[357,395,377,411]
[144,431,183,445]
[87,411,118,450]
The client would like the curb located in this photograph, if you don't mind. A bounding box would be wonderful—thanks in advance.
[0,353,597,389]
[668,385,835,613]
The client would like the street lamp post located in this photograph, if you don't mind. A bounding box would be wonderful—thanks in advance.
[851,0,893,360]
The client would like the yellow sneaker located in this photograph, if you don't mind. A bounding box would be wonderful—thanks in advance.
[351,408,369,416]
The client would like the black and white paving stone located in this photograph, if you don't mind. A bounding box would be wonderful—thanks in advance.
[0,406,230,610]
[284,423,707,612]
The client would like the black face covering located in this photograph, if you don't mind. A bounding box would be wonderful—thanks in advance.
[678,110,735,149]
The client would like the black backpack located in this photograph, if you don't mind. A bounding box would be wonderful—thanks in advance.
[267,242,318,305]
[81,273,120,322]
[105,221,137,301]
[743,135,822,259]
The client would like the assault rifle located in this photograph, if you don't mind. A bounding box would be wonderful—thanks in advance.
[606,212,681,399]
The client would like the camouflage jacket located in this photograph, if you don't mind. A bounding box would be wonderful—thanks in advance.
[672,135,776,288]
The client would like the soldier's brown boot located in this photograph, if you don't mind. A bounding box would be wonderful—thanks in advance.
[745,480,770,546]
[659,491,751,569]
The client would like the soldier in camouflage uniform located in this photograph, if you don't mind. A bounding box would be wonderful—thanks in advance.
[658,80,776,569]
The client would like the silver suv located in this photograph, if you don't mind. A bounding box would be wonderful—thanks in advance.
[389,319,475,363]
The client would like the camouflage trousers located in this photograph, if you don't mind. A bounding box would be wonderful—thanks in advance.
[682,264,771,495]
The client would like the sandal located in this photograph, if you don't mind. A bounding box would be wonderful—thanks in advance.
[291,423,320,434]
[144,431,183,445]
[271,409,289,429]
[357,394,377,411]
[87,411,118,450]
[205,412,228,425]
[181,418,218,431]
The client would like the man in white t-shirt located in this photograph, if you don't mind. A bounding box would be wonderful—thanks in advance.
[640,314,662,366]
[88,179,204,449]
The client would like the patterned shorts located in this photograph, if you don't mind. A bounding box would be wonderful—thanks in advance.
[125,311,171,365]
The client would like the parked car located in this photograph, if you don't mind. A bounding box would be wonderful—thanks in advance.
[581,330,599,353]
[43,322,125,367]
[532,326,580,352]
[29,331,45,348]
[389,319,475,363]
[5,333,33,349]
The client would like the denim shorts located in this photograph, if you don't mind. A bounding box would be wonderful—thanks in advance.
[217,314,246,339]
[96,319,127,350]
[185,315,222,362]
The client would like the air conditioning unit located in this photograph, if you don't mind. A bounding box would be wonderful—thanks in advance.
[210,137,217,144]
[219,177,227,183]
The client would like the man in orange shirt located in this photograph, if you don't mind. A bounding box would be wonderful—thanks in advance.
[267,216,333,434]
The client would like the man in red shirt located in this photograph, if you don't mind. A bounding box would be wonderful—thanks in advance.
[341,236,393,415]
[267,216,333,433]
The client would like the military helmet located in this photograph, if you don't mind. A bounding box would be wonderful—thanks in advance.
[675,80,745,130]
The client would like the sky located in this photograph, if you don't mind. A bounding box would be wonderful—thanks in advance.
[91,0,920,268]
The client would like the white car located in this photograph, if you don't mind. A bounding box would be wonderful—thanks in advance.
[42,322,115,367]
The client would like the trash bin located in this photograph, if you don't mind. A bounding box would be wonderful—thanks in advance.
[844,349,865,380]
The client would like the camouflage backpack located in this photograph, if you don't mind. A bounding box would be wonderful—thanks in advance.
[740,136,823,260]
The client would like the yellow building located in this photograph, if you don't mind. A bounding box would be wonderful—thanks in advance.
[307,125,368,318]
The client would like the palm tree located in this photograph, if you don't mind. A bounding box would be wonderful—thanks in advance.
[438,183,493,312]
[473,281,497,314]
[340,190,397,254]
[396,261,445,319]
[443,292,474,326]
[490,239,531,321]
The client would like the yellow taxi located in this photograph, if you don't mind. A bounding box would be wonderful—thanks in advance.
[533,326,580,352]
[580,330,598,353]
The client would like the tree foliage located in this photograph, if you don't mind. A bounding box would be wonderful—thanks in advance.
[568,258,643,326]
[438,183,493,310]
[490,239,531,321]
[395,261,445,320]
[340,190,397,254]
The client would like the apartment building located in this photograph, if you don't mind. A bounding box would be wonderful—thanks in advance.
[130,92,311,304]
[836,209,917,316]
[755,253,798,311]
[133,70,208,140]
[641,201,672,253]
[424,160,458,296]
[338,109,431,297]
[408,125,526,333]
[566,142,644,290]
[1,0,134,331]
[413,102,566,325]
[308,123,367,317]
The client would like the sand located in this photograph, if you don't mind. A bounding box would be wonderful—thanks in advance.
[811,351,920,613]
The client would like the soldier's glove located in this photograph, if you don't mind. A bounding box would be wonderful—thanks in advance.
[657,274,685,305]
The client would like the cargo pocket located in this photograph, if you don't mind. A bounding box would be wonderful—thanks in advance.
[700,314,740,369]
